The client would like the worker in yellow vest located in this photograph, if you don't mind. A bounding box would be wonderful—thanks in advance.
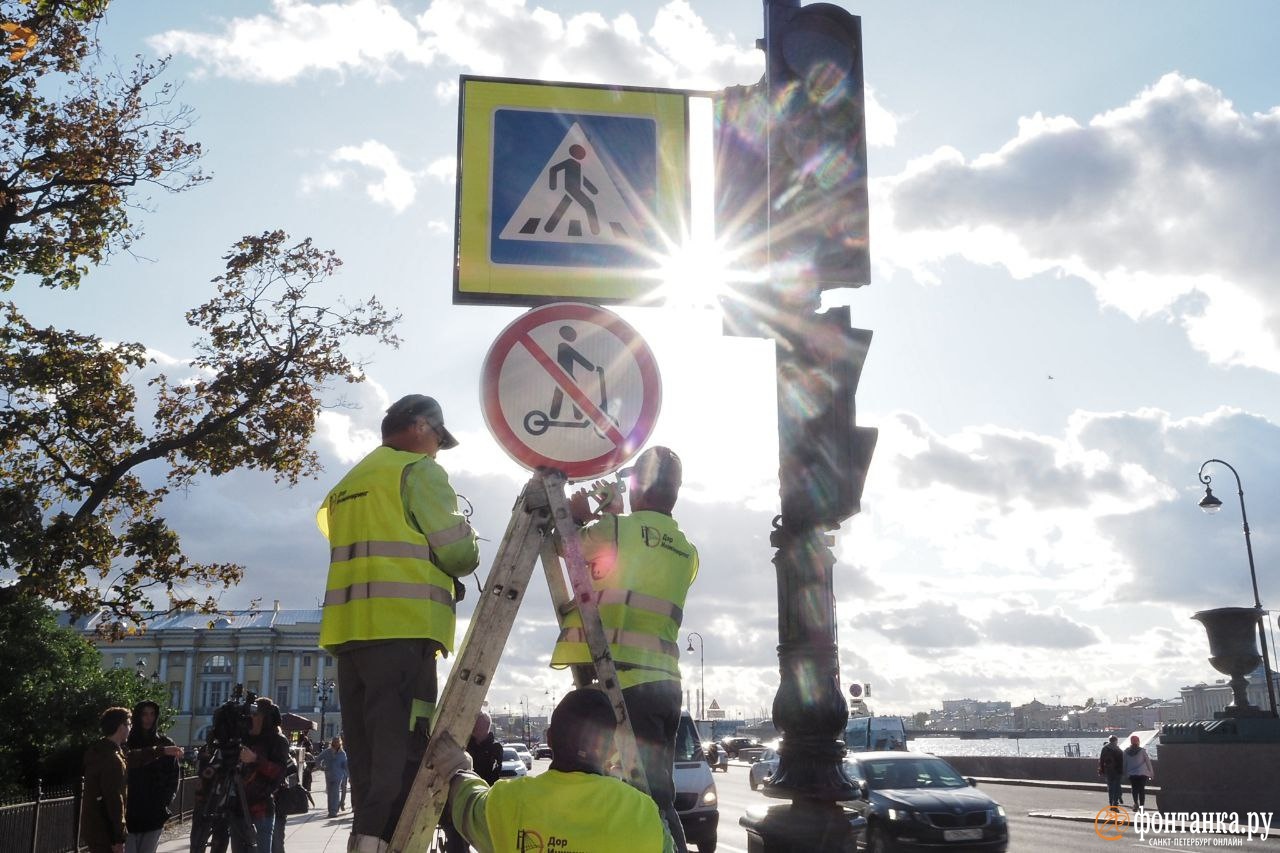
[441,688,675,853]
[550,446,698,851]
[317,394,480,853]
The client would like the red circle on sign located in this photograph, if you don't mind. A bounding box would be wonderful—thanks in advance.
[481,303,661,479]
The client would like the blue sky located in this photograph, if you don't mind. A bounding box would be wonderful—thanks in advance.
[22,0,1280,717]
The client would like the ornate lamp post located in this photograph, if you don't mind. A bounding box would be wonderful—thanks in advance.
[686,632,705,720]
[521,695,530,744]
[1198,458,1277,717]
[314,678,336,739]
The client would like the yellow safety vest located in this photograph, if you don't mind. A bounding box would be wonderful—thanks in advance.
[317,447,460,652]
[551,512,698,688]
[483,770,667,852]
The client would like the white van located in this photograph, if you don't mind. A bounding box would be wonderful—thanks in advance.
[673,711,718,852]
[844,715,907,752]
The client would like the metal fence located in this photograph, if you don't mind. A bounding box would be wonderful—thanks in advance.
[0,771,200,853]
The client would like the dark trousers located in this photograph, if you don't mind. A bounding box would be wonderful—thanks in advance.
[338,639,438,841]
[190,808,229,853]
[1105,773,1123,806]
[1129,775,1149,808]
[623,679,687,853]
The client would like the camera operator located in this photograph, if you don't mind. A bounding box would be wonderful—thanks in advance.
[229,697,293,853]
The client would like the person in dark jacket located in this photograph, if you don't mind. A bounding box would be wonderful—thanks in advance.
[81,707,131,853]
[1097,735,1124,807]
[440,712,505,852]
[228,698,293,853]
[125,700,183,853]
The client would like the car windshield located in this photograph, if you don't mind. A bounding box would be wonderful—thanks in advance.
[862,758,967,791]
[502,748,518,761]
[675,716,705,762]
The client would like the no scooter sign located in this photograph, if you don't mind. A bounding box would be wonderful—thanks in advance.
[481,302,661,479]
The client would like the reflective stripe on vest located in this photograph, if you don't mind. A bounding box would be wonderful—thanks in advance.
[588,589,683,624]
[330,540,434,563]
[427,520,474,549]
[323,580,454,608]
[554,627,681,663]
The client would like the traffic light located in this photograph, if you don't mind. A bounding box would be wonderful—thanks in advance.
[777,306,877,527]
[765,1,869,298]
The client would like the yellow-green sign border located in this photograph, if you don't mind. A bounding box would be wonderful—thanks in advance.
[454,75,691,307]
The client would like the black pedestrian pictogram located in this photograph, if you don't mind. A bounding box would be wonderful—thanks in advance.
[545,145,598,236]
[523,325,614,437]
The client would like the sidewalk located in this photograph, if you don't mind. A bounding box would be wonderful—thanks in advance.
[159,807,357,853]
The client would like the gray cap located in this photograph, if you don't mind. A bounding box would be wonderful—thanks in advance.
[387,395,459,449]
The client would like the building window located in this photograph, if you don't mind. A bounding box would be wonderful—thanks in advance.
[203,654,233,674]
[299,685,312,708]
[276,684,289,708]
[202,679,231,710]
[169,682,182,708]
[303,654,312,668]
[278,653,290,668]
[112,655,124,669]
[248,653,261,666]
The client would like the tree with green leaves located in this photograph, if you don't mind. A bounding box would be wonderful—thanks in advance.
[0,0,207,291]
[0,586,169,795]
[0,231,401,627]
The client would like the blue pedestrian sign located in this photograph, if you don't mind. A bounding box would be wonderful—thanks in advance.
[454,76,690,306]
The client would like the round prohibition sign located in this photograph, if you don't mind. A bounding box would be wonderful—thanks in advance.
[481,302,661,479]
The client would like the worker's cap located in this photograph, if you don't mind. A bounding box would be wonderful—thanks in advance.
[620,446,681,492]
[548,688,617,767]
[387,394,458,450]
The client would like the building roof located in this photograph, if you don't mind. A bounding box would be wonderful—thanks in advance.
[70,607,321,633]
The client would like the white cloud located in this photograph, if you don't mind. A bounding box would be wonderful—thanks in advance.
[300,140,422,211]
[149,0,431,83]
[877,73,1280,372]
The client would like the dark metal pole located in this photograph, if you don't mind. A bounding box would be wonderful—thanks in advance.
[1199,459,1277,717]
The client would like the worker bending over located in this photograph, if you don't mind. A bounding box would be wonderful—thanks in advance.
[442,689,675,853]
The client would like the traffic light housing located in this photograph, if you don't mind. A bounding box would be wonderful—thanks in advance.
[777,306,877,528]
[766,1,870,299]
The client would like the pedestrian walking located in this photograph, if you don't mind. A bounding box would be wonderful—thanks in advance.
[80,707,130,853]
[1098,735,1124,807]
[442,689,675,853]
[1123,734,1155,809]
[316,737,350,817]
[124,700,183,853]
[552,446,699,851]
[317,394,480,853]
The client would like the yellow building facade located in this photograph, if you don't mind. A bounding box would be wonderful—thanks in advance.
[76,604,338,747]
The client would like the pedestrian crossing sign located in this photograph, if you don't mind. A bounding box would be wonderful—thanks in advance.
[454,76,690,306]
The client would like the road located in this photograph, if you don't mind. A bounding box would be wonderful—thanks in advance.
[704,764,1280,852]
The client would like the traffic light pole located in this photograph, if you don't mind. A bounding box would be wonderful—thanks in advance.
[741,350,861,852]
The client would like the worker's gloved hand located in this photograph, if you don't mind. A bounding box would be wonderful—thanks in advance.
[568,488,593,526]
[590,480,624,516]
[432,732,472,779]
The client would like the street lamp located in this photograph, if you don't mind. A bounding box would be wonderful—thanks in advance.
[314,678,336,740]
[1198,458,1278,716]
[521,695,530,744]
[686,632,704,720]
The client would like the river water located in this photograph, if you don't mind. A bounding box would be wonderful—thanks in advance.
[910,735,1160,760]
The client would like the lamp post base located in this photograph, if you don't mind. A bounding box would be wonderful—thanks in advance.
[740,799,862,853]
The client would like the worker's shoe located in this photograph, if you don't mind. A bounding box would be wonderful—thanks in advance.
[351,835,389,853]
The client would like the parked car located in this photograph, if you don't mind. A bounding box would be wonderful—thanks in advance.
[499,746,528,778]
[674,711,718,852]
[845,716,908,752]
[534,742,553,759]
[505,742,533,770]
[844,752,1008,852]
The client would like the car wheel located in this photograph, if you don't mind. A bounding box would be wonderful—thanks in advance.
[867,824,893,853]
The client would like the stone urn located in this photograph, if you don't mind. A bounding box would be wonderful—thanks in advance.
[1193,606,1263,714]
